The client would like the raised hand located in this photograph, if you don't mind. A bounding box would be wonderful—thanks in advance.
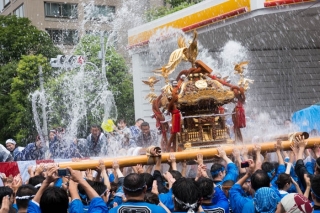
[122,194,128,202]
[163,171,176,188]
[313,145,320,158]
[240,146,249,158]
[151,180,159,195]
[195,153,203,165]
[150,147,161,156]
[198,164,208,178]
[262,151,269,161]
[85,169,93,181]
[68,167,84,183]
[275,139,282,151]
[0,195,10,213]
[304,174,311,188]
[296,135,307,149]
[112,160,120,170]
[289,150,295,163]
[232,147,240,158]
[290,144,299,157]
[35,164,45,176]
[296,135,308,160]
[96,160,106,173]
[215,147,226,158]
[3,175,13,188]
[216,146,232,164]
[167,153,177,170]
[45,166,59,184]
[28,166,35,177]
[253,143,261,153]
[181,160,187,168]
[135,164,144,174]
[247,159,255,175]
[167,153,176,163]
[12,174,22,193]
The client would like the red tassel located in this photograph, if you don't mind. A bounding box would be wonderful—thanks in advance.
[171,109,181,133]
[154,111,162,128]
[219,106,225,114]
[235,102,246,128]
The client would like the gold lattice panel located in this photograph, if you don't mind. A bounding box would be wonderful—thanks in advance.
[177,80,235,105]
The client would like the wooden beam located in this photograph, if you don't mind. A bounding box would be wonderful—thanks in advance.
[59,137,320,170]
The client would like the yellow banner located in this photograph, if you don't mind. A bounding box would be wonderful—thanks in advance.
[128,0,250,47]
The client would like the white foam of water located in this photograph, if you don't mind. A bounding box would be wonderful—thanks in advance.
[31,1,302,160]
[31,0,149,158]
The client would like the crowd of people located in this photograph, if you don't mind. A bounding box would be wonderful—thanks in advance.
[1,116,320,212]
[0,118,160,162]
[0,133,319,212]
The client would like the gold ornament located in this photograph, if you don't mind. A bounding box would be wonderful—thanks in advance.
[153,30,199,83]
[142,76,160,104]
[142,76,160,89]
[195,80,208,89]
[234,61,249,75]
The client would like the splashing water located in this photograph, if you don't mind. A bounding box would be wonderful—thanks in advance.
[30,1,304,160]
[30,0,152,158]
[31,64,117,147]
[31,90,46,142]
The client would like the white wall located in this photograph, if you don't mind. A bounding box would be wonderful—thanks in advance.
[247,49,320,121]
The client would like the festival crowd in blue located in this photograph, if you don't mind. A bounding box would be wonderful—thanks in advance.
[0,118,319,213]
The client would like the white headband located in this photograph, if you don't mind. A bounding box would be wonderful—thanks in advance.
[15,195,35,200]
[174,197,197,213]
[34,184,42,188]
[5,139,16,145]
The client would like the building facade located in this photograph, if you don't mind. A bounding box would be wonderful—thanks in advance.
[0,0,164,53]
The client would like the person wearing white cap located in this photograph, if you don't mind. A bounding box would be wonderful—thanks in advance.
[5,138,24,160]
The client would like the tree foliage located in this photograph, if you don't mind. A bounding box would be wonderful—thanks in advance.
[0,16,62,145]
[0,15,61,65]
[105,48,135,125]
[0,62,18,143]
[167,0,191,8]
[0,15,134,144]
[9,55,51,144]
[74,35,135,125]
[146,1,204,22]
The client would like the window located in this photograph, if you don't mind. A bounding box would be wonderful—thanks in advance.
[86,5,115,21]
[4,0,10,6]
[46,29,79,45]
[13,4,24,17]
[0,0,10,11]
[44,2,77,19]
[85,30,109,37]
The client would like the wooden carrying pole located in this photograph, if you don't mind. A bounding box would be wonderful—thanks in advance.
[59,137,320,170]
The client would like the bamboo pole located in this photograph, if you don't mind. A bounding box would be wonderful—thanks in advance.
[59,137,320,170]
